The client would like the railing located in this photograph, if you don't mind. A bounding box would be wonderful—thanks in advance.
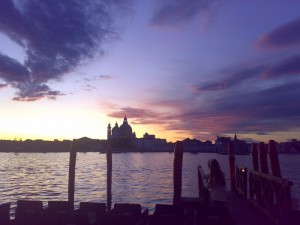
[235,165,247,199]
[197,166,209,207]
[248,170,293,225]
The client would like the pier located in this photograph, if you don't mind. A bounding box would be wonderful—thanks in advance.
[174,140,299,225]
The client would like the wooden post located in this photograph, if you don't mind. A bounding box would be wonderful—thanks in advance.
[68,140,77,206]
[251,143,259,171]
[228,141,236,192]
[269,140,281,177]
[259,142,269,174]
[173,141,183,205]
[107,142,112,211]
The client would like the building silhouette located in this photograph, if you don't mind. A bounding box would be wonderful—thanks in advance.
[107,115,136,140]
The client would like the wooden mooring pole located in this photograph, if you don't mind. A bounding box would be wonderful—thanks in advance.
[259,142,269,174]
[251,143,259,171]
[228,141,236,192]
[107,142,112,211]
[173,141,183,205]
[268,140,281,178]
[68,140,77,206]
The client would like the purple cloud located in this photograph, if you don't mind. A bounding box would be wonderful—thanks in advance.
[264,55,300,78]
[0,53,30,82]
[194,54,300,93]
[12,83,64,102]
[150,0,223,28]
[98,75,114,80]
[257,16,300,49]
[0,83,8,88]
[0,0,133,101]
[169,80,300,140]
[193,65,265,92]
[108,107,166,124]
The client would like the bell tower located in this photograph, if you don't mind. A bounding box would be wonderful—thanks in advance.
[107,123,111,140]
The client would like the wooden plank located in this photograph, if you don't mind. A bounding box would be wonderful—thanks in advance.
[226,192,275,225]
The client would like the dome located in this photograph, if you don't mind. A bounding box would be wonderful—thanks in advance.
[111,122,119,137]
[119,116,133,137]
[119,122,132,134]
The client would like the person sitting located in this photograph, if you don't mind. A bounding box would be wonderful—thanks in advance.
[207,159,227,206]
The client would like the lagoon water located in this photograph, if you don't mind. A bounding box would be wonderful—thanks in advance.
[0,152,299,215]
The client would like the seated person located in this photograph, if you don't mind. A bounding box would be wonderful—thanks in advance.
[206,159,227,206]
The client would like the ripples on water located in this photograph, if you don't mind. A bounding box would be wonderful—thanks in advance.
[0,152,299,215]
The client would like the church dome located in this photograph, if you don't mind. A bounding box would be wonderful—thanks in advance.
[119,122,132,134]
[111,122,119,137]
[119,116,132,137]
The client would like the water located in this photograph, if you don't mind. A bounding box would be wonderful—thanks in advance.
[0,152,299,216]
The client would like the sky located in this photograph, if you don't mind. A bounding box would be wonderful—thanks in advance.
[0,0,300,143]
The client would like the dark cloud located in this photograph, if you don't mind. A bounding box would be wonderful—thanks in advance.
[194,66,265,92]
[0,83,8,88]
[257,16,300,49]
[108,107,165,124]
[0,53,30,82]
[12,83,64,101]
[264,55,300,78]
[194,54,300,93]
[0,0,133,101]
[150,0,223,28]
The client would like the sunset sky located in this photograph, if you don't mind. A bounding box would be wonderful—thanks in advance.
[0,0,300,143]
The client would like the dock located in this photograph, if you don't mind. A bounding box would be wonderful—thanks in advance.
[176,140,299,225]
[226,192,275,225]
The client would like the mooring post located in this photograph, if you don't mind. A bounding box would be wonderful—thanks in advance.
[173,141,183,205]
[269,140,281,178]
[68,140,77,207]
[251,143,259,171]
[228,141,236,192]
[107,141,112,211]
[259,142,269,174]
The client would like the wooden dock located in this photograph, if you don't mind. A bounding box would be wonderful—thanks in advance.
[174,140,298,225]
[226,192,275,225]
[180,192,276,225]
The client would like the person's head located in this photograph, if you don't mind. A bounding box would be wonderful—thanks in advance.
[208,158,213,169]
[209,159,221,173]
[209,159,225,186]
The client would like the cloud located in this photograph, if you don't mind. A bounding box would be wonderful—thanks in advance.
[194,54,300,93]
[193,66,265,92]
[189,80,300,138]
[12,83,64,102]
[0,53,30,82]
[0,0,133,101]
[108,106,166,124]
[98,75,114,80]
[0,83,8,88]
[150,0,223,28]
[256,16,300,49]
[81,74,114,91]
[264,55,300,78]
